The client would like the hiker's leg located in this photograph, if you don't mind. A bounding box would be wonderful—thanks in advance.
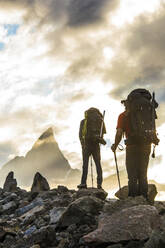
[126,145,138,197]
[92,144,103,186]
[81,146,91,185]
[138,145,151,198]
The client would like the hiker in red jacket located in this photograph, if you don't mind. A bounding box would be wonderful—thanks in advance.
[111,89,159,199]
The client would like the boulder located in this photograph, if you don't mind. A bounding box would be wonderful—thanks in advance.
[115,184,157,202]
[103,196,149,216]
[75,187,108,201]
[57,185,69,193]
[31,172,50,192]
[49,207,66,224]
[154,201,165,215]
[0,227,6,242]
[20,205,45,222]
[0,201,17,214]
[58,196,104,227]
[144,230,165,248]
[23,225,57,247]
[24,225,37,237]
[56,238,68,248]
[16,198,44,216]
[3,172,17,192]
[83,205,161,245]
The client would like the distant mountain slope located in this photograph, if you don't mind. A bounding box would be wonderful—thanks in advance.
[103,170,165,193]
[0,128,80,188]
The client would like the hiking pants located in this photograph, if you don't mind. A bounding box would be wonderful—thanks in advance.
[126,144,151,198]
[81,142,102,186]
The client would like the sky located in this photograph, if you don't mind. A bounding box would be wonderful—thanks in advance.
[0,0,165,187]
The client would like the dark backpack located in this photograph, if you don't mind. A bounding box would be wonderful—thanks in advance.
[82,107,106,144]
[126,89,159,145]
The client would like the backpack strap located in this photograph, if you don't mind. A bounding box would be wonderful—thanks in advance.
[82,111,88,142]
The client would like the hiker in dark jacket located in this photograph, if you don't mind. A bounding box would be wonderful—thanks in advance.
[111,89,159,199]
[78,107,106,189]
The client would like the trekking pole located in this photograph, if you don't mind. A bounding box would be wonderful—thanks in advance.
[151,92,159,158]
[100,110,106,138]
[114,151,121,190]
[90,156,94,188]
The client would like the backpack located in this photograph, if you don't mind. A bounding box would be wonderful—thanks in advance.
[82,107,106,144]
[126,89,159,145]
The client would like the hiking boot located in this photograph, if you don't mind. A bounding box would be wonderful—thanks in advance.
[77,184,87,189]
[97,184,103,189]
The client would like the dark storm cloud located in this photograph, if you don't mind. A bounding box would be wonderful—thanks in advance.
[0,0,118,26]
[67,0,109,27]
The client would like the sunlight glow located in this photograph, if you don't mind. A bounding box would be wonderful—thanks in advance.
[111,0,161,27]
[103,47,115,61]
[0,128,13,142]
[148,124,165,184]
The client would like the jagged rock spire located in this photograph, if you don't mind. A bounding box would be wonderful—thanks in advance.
[33,127,56,149]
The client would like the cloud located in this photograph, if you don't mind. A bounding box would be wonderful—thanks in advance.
[107,3,165,98]
[0,141,17,166]
[0,0,118,25]
[70,91,92,102]
[0,0,164,178]
[67,0,110,27]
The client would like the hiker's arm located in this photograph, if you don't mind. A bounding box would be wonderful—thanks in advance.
[79,120,84,146]
[111,128,123,152]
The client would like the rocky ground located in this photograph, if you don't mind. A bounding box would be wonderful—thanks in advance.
[1,172,165,248]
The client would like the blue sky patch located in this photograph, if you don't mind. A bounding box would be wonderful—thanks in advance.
[0,42,5,50]
[4,24,19,36]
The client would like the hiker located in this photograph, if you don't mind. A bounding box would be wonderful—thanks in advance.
[78,107,106,189]
[111,89,159,198]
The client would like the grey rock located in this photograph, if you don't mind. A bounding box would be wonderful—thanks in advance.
[0,188,3,195]
[57,185,69,193]
[103,196,149,216]
[0,193,18,206]
[1,201,17,214]
[154,201,165,215]
[24,225,37,237]
[25,225,57,247]
[83,205,161,244]
[115,184,157,202]
[75,187,108,201]
[3,234,15,246]
[3,171,17,192]
[30,245,40,248]
[125,240,146,248]
[59,196,104,227]
[3,191,10,197]
[19,205,45,222]
[50,207,66,224]
[106,245,123,248]
[31,172,50,193]
[144,230,165,248]
[56,238,68,248]
[16,198,43,216]
[0,227,6,241]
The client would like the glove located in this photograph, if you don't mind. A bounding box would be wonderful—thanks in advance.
[99,138,106,145]
[111,144,117,152]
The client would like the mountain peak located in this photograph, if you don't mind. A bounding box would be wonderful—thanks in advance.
[33,127,56,149]
[39,127,54,140]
